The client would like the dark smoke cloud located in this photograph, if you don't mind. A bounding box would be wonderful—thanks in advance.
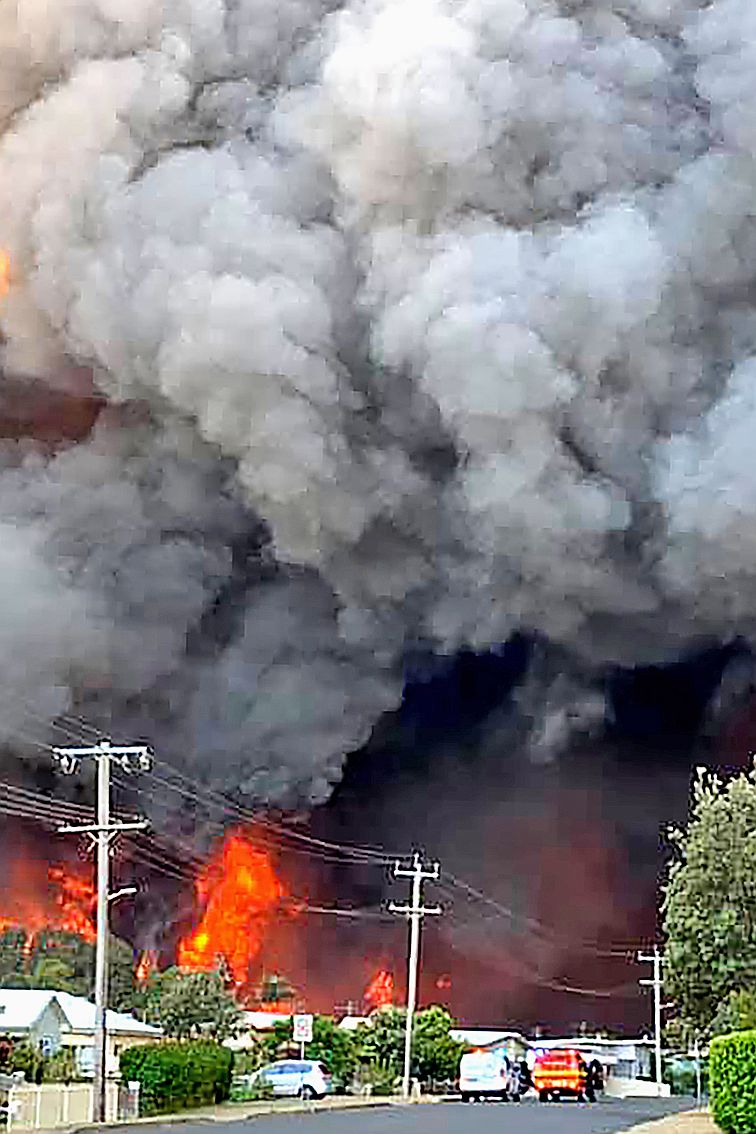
[0,0,755,802]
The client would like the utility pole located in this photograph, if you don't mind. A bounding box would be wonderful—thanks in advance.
[693,1033,702,1108]
[639,945,665,1098]
[389,853,441,1100]
[54,741,152,1123]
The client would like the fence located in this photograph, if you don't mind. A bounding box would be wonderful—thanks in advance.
[3,1082,131,1129]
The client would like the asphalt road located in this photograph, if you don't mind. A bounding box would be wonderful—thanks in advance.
[130,1097,693,1134]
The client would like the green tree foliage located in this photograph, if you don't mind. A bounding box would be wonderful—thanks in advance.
[354,1006,463,1084]
[42,1047,79,1083]
[142,969,240,1042]
[710,1030,756,1134]
[0,928,137,1009]
[0,930,31,988]
[120,1040,233,1115]
[711,990,756,1038]
[663,766,756,1031]
[258,1017,359,1086]
[355,1008,405,1075]
[411,1006,466,1083]
[7,1041,44,1083]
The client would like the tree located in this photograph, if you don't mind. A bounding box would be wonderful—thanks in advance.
[0,928,137,1010]
[354,1006,463,1084]
[411,1006,465,1083]
[0,929,31,988]
[710,990,756,1037]
[7,1042,44,1084]
[143,968,240,1041]
[663,765,756,1032]
[257,1017,358,1086]
[355,1008,405,1075]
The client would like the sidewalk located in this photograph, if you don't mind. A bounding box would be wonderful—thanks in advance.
[627,1111,717,1134]
[38,1094,413,1134]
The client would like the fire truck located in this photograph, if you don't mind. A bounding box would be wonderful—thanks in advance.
[532,1048,589,1102]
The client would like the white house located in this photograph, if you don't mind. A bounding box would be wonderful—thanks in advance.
[0,989,161,1077]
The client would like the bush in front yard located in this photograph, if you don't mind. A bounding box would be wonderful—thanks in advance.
[120,1040,233,1115]
[710,1030,756,1132]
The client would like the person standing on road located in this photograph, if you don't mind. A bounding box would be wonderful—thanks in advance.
[586,1059,604,1102]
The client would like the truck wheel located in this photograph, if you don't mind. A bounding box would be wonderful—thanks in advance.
[539,1091,549,1102]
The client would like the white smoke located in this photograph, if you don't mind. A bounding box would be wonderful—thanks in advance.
[0,0,755,797]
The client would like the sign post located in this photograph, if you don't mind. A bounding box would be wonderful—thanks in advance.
[293,1014,313,1060]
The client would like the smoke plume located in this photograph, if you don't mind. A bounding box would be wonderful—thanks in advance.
[1,0,756,802]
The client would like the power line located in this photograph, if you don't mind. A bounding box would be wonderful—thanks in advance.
[443,872,643,959]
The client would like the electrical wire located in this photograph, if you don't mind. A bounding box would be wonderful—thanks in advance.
[442,872,642,960]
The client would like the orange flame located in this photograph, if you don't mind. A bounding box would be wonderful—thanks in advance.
[0,859,95,954]
[364,969,394,1009]
[177,830,284,991]
[0,250,10,298]
[136,950,157,984]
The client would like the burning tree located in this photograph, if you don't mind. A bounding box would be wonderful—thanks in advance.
[177,830,285,998]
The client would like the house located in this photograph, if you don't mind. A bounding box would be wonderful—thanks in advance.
[226,1011,294,1052]
[451,1028,531,1062]
[0,989,161,1078]
[0,991,68,1058]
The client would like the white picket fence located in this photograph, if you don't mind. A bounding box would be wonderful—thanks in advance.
[4,1082,123,1129]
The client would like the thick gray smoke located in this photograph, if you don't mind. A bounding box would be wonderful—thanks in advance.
[0,0,755,801]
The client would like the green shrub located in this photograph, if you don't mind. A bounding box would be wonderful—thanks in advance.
[120,1040,233,1115]
[229,1076,275,1102]
[356,1062,398,1097]
[43,1048,79,1083]
[8,1042,44,1083]
[710,1030,756,1132]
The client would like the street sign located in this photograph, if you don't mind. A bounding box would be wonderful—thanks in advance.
[293,1014,313,1044]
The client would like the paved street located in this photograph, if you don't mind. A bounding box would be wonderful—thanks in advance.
[129,1097,692,1134]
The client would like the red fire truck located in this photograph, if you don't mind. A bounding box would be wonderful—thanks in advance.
[532,1048,589,1101]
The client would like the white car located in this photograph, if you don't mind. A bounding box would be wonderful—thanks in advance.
[255,1060,333,1099]
[459,1050,520,1102]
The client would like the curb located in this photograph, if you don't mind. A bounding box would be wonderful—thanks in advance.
[34,1094,421,1134]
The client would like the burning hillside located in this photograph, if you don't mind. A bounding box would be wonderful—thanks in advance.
[0,858,95,949]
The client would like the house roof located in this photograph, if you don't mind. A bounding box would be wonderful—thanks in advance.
[0,989,64,1031]
[0,989,161,1037]
[452,1029,529,1048]
[239,1012,293,1031]
[54,992,161,1036]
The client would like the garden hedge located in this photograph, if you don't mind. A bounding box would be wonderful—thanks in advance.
[120,1040,233,1116]
[710,1030,756,1133]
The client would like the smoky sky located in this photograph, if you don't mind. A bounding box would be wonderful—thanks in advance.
[4,0,756,811]
[303,640,751,1031]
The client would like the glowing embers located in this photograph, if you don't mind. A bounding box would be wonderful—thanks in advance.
[177,830,284,990]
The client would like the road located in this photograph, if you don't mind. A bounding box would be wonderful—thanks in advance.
[130,1097,692,1134]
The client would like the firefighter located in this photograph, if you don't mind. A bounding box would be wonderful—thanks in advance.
[585,1058,604,1102]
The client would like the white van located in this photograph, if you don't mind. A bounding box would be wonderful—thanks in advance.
[459,1050,518,1102]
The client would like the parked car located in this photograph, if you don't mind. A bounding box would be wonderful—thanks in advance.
[254,1060,333,1099]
